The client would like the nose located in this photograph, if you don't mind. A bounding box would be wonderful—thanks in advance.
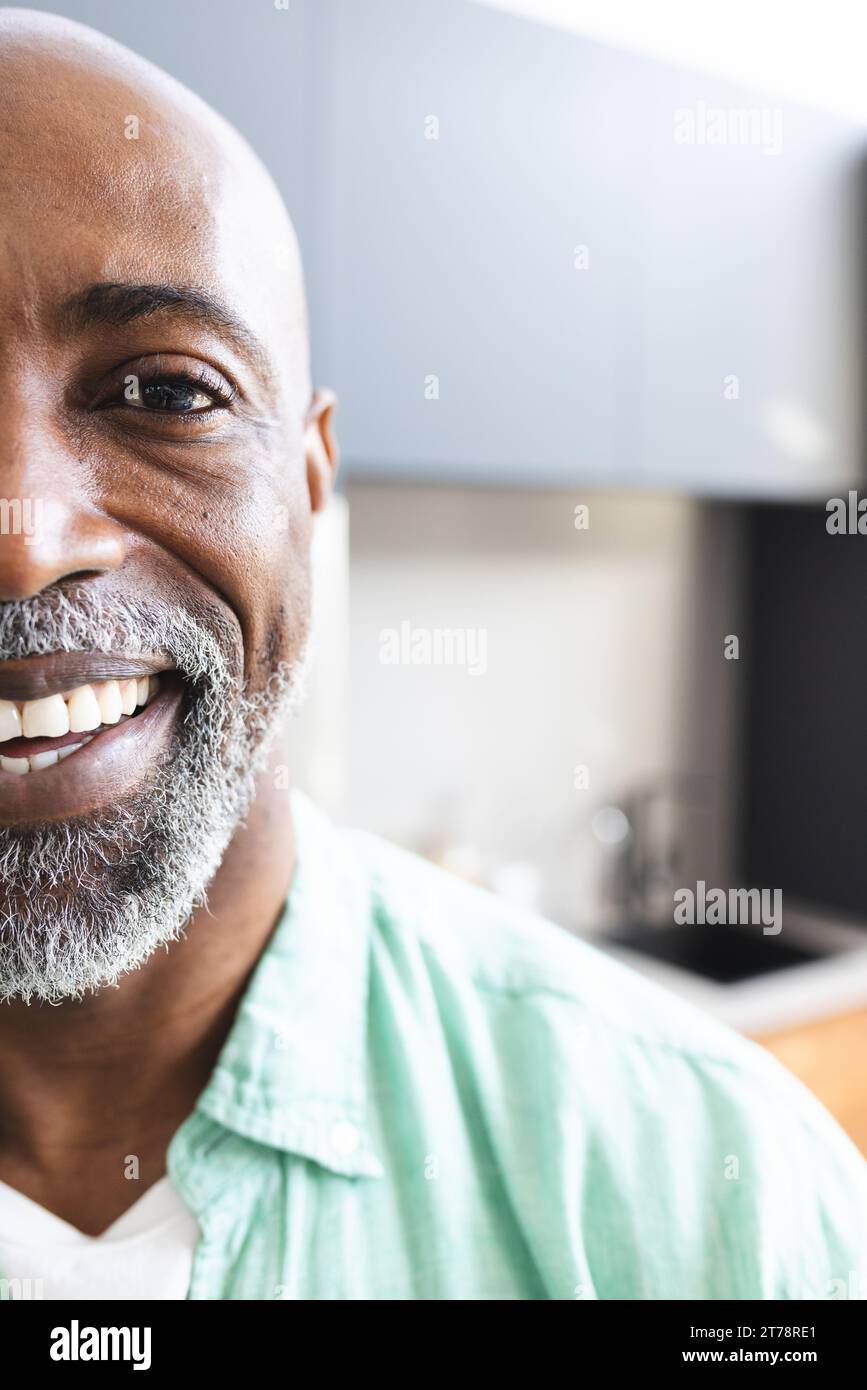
[0,400,126,602]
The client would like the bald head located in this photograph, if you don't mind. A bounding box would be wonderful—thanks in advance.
[0,7,310,415]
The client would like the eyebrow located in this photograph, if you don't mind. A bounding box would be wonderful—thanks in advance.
[58,282,271,377]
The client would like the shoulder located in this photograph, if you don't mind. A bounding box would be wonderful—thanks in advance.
[343,816,864,1141]
[346,816,768,1066]
[340,818,867,1297]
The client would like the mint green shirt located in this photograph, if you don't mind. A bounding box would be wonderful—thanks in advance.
[163,795,866,1300]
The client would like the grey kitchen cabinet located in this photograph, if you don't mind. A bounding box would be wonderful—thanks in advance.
[307,0,866,497]
[310,0,647,487]
[634,62,863,498]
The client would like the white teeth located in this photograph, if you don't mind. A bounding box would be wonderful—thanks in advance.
[67,685,102,733]
[97,680,123,726]
[0,735,93,775]
[120,679,138,716]
[0,700,22,742]
[0,755,29,775]
[0,675,162,774]
[22,693,69,739]
[29,749,59,770]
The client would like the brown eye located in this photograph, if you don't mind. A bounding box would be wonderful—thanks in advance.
[124,376,216,413]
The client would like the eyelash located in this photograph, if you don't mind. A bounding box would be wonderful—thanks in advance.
[115,367,237,421]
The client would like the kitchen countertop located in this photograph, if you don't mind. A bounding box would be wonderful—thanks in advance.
[591,903,867,1035]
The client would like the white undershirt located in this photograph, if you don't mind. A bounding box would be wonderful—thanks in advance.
[0,1175,200,1300]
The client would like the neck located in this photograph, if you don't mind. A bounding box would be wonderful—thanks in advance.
[0,730,297,1231]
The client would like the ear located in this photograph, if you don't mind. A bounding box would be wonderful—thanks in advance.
[304,387,339,514]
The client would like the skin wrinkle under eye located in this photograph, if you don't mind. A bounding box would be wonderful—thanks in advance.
[70,365,284,484]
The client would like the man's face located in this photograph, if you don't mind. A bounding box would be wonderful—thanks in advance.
[0,20,328,1001]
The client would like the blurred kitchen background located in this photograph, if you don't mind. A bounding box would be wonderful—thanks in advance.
[39,0,867,1152]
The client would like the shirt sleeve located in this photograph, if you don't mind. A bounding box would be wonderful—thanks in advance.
[479,987,867,1300]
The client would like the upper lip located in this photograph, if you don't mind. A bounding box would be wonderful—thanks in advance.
[0,653,175,702]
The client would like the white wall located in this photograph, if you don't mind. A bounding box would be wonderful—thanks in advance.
[340,484,745,931]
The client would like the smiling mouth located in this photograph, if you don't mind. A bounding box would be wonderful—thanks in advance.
[0,675,167,774]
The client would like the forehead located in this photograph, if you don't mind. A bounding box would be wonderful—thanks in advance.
[0,40,298,376]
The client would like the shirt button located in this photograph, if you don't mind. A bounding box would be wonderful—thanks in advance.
[330,1120,361,1156]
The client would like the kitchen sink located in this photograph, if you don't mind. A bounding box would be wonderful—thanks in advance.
[606,921,824,985]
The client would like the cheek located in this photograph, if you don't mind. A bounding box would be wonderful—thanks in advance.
[213,467,315,687]
[250,515,314,686]
[94,442,315,688]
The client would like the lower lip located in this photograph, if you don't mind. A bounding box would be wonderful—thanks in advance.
[0,679,185,825]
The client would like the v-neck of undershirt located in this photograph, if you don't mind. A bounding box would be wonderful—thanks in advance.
[0,1173,188,1248]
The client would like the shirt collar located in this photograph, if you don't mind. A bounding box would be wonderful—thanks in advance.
[192,792,384,1179]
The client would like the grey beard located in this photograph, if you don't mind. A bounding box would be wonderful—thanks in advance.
[0,589,307,1004]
